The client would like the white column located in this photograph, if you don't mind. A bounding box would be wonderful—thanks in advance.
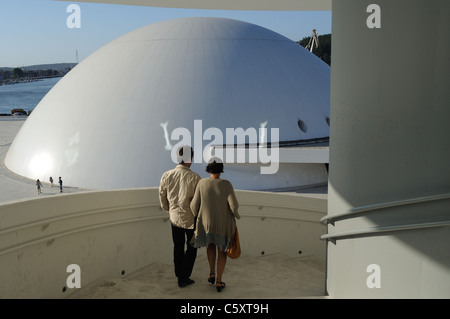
[327,0,450,298]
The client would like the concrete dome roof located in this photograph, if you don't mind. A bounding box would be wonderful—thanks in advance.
[5,17,330,190]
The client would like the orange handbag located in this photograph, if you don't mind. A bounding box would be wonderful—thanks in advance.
[227,227,241,259]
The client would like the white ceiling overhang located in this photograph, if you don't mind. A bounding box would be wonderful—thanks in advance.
[55,0,331,11]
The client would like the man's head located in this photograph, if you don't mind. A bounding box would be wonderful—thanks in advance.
[177,145,194,167]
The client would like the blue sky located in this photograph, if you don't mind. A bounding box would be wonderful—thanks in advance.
[1,0,331,67]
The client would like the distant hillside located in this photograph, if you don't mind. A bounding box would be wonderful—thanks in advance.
[23,63,78,71]
[0,63,78,84]
[0,63,77,72]
[297,34,331,66]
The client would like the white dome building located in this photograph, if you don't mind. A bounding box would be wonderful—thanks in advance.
[5,17,330,190]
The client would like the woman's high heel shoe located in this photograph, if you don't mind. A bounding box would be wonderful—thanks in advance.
[208,273,215,285]
[216,281,226,292]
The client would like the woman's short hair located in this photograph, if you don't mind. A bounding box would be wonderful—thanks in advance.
[206,157,224,174]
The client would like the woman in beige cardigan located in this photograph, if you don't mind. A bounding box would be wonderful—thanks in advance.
[190,158,240,292]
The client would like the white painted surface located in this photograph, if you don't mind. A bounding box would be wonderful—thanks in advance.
[327,0,450,298]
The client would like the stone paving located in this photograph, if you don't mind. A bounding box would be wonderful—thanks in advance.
[0,119,86,204]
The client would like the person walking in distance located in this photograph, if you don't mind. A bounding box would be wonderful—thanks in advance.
[36,179,43,194]
[159,146,201,288]
[58,177,63,193]
[49,176,54,188]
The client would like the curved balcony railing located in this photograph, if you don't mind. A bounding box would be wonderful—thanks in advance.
[0,188,327,298]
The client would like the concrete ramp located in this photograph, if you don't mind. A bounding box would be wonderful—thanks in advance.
[68,253,326,299]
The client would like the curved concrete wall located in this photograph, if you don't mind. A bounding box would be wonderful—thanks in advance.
[0,188,326,298]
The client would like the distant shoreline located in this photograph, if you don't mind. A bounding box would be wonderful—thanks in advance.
[0,62,76,86]
[0,112,29,118]
[0,75,62,86]
[0,115,27,120]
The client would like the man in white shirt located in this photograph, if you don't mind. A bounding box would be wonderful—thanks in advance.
[159,146,201,287]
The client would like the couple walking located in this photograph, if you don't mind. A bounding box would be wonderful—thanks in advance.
[159,146,240,292]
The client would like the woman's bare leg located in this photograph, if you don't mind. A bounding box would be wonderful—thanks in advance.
[216,247,227,285]
[207,243,216,275]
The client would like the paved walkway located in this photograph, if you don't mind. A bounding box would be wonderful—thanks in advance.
[0,119,86,204]
[69,252,326,299]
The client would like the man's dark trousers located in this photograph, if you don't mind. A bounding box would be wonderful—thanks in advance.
[171,224,197,284]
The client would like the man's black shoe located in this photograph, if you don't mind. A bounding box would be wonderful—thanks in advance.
[178,278,195,288]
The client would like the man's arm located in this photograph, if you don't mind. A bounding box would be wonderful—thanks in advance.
[159,175,169,212]
[190,184,201,218]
